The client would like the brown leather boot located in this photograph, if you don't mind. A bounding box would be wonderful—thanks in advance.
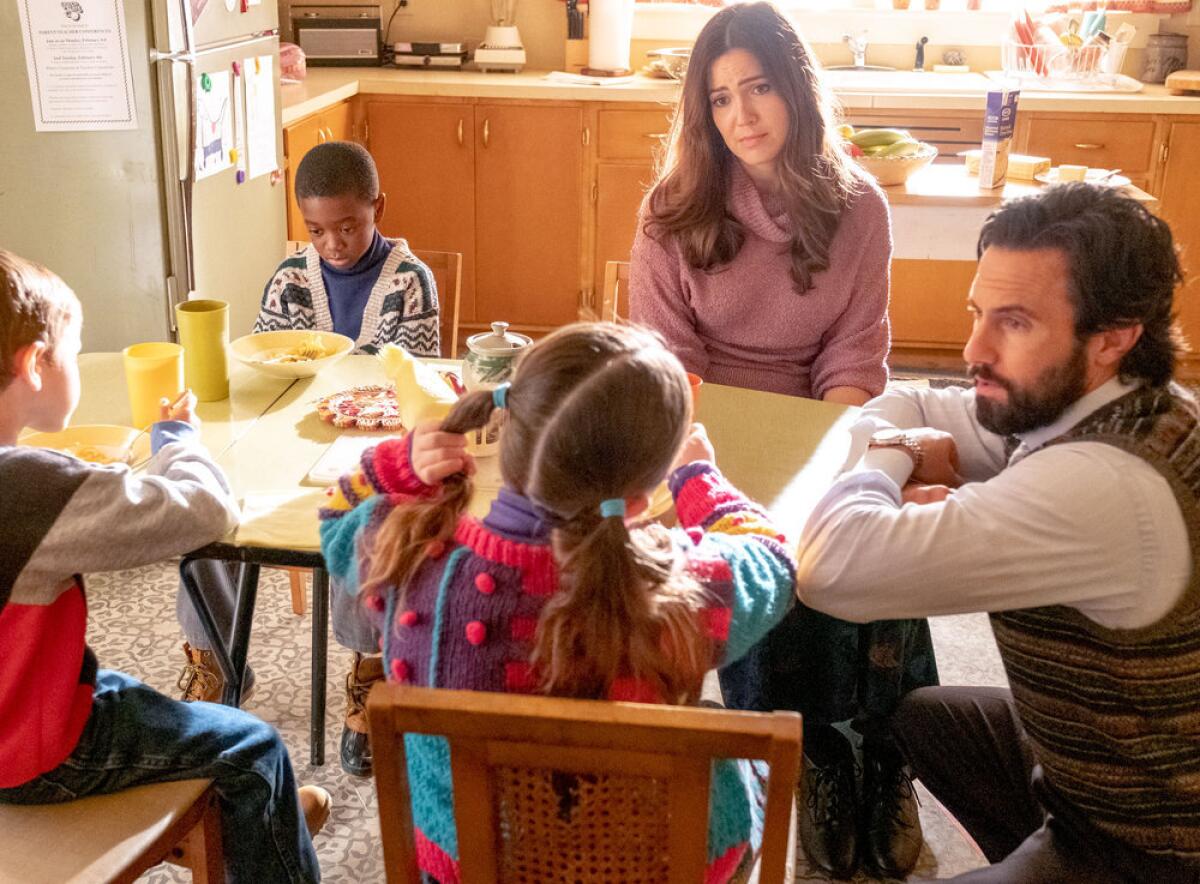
[299,785,332,837]
[340,653,384,777]
[177,642,255,704]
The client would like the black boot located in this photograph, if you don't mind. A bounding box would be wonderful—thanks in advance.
[798,725,859,879]
[862,740,923,879]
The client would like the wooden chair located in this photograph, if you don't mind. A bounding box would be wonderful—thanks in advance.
[367,684,802,884]
[0,779,222,884]
[280,242,463,613]
[601,260,630,322]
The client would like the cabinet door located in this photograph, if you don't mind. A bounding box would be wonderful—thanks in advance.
[475,103,584,329]
[1024,116,1156,189]
[1158,121,1200,362]
[366,100,477,322]
[322,100,354,143]
[283,114,323,240]
[593,163,655,305]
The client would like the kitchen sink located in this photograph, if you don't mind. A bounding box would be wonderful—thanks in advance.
[823,69,994,94]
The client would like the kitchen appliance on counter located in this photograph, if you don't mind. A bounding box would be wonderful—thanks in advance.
[291,5,381,67]
[0,0,286,348]
[474,0,525,73]
[394,42,469,69]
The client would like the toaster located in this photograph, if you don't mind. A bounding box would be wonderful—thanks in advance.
[291,5,381,67]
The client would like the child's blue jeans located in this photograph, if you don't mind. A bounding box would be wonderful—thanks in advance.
[0,670,321,883]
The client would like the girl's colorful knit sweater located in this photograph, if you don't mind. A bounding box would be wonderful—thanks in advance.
[319,438,797,884]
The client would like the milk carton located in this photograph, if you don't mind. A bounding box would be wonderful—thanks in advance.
[978,87,1020,189]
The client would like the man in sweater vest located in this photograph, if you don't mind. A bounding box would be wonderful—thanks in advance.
[796,183,1200,882]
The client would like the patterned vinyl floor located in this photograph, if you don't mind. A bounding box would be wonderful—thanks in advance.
[81,562,1004,883]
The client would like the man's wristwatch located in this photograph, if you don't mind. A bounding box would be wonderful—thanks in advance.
[867,428,924,472]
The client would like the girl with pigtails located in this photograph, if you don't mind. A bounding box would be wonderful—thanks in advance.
[319,322,796,883]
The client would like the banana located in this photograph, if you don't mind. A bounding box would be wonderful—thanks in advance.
[878,139,923,158]
[859,143,895,156]
[848,128,910,148]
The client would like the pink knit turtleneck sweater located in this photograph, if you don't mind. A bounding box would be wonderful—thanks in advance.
[629,164,892,400]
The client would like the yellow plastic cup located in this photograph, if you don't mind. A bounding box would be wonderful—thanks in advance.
[122,342,184,429]
[176,299,229,402]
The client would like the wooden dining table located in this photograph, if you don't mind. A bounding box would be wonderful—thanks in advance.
[65,352,859,764]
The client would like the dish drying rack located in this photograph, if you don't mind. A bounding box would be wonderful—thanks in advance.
[1001,39,1128,88]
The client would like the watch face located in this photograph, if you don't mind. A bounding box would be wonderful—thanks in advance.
[872,428,907,445]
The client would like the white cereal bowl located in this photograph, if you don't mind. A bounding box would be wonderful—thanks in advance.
[230,330,354,379]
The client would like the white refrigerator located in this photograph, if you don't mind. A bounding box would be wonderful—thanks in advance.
[0,0,287,350]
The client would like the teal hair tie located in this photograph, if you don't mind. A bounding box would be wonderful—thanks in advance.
[599,498,626,518]
[492,383,510,409]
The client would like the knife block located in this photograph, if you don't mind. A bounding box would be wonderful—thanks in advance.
[566,38,589,74]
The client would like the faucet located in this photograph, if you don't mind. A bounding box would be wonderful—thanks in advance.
[843,31,869,68]
[914,36,929,72]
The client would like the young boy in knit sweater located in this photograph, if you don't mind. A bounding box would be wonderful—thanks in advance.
[254,141,440,357]
[321,323,798,883]
[0,250,329,882]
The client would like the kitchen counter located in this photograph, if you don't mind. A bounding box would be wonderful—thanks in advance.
[282,67,1200,125]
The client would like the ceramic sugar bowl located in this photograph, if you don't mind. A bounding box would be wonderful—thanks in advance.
[463,321,532,392]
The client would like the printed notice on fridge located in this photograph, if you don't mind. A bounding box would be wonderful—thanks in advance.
[17,0,138,131]
[244,55,277,180]
[195,70,234,180]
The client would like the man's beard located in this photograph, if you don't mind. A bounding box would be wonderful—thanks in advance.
[970,340,1088,436]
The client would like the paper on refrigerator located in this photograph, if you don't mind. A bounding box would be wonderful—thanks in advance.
[195,70,234,180]
[243,55,277,180]
[16,0,138,132]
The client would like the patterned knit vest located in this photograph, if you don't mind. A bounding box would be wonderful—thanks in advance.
[990,382,1200,862]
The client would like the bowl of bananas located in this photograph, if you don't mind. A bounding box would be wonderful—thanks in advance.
[839,125,938,187]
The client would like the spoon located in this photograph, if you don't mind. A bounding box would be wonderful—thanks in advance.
[1095,168,1122,184]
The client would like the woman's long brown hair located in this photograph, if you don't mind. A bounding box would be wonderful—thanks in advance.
[362,323,712,704]
[646,1,861,293]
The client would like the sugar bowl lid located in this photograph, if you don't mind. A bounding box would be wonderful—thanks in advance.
[467,321,532,355]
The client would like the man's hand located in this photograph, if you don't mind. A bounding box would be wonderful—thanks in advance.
[902,483,953,505]
[672,422,716,473]
[908,428,963,487]
[410,421,474,485]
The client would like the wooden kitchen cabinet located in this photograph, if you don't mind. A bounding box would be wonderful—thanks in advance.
[283,99,356,240]
[475,102,585,328]
[588,107,671,304]
[1017,113,1157,191]
[365,98,585,333]
[365,99,476,325]
[1157,120,1200,359]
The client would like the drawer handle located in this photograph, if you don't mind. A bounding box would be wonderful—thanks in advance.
[324,127,334,142]
[643,132,667,139]
[457,118,463,146]
[483,118,490,148]
[1073,142,1104,150]
[317,127,326,143]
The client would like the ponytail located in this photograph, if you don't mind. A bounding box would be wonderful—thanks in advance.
[360,389,496,607]
[535,516,710,704]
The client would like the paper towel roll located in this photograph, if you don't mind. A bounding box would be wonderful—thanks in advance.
[588,0,635,72]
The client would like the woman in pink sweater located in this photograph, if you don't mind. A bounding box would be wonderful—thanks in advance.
[630,5,890,405]
[631,4,936,880]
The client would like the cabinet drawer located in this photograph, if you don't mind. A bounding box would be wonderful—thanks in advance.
[1024,118,1155,174]
[597,109,672,161]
